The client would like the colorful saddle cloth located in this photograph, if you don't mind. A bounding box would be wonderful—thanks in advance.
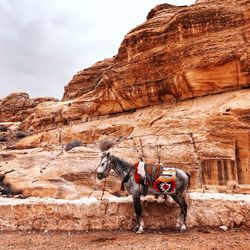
[152,167,176,194]
[134,162,176,194]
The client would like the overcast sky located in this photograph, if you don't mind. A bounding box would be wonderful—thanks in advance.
[0,0,195,100]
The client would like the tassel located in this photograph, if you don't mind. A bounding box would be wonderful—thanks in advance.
[121,174,130,191]
[121,181,125,191]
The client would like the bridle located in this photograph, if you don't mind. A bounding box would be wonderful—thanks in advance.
[92,154,112,200]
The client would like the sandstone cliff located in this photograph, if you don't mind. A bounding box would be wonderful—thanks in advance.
[0,0,249,199]
[3,89,250,198]
[17,0,249,132]
[0,92,57,123]
[59,0,249,122]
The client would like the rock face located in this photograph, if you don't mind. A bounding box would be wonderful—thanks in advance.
[19,0,250,131]
[0,92,57,123]
[63,58,114,101]
[0,146,124,199]
[0,122,23,148]
[4,89,249,198]
[51,0,249,126]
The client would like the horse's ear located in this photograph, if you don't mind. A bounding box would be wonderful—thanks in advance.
[106,152,110,158]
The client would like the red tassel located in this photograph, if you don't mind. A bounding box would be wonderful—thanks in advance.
[121,181,125,191]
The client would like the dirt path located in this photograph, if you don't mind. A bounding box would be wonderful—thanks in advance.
[0,228,249,250]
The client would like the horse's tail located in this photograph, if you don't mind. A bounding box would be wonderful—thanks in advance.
[185,171,191,206]
[186,172,191,189]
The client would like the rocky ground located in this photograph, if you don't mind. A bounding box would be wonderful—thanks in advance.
[0,228,249,250]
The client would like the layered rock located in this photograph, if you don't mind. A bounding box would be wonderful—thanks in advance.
[63,58,114,100]
[0,89,248,198]
[37,0,247,131]
[0,92,57,123]
[0,92,57,147]
[0,147,125,199]
[16,0,249,132]
[0,0,250,199]
[0,122,23,148]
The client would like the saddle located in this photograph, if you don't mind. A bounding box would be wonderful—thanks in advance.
[134,161,176,195]
[134,162,160,183]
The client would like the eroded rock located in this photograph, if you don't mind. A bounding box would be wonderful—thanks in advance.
[5,89,249,197]
[13,0,249,132]
[0,0,250,199]
[0,92,57,123]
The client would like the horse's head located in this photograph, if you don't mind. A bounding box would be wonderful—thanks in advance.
[97,152,112,180]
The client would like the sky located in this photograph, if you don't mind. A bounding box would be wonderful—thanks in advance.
[0,0,195,100]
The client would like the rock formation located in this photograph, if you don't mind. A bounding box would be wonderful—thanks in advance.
[0,0,249,199]
[12,0,248,132]
[0,92,57,123]
[2,89,250,198]
[56,0,249,126]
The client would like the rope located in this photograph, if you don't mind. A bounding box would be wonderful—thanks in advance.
[88,165,101,199]
[89,164,107,200]
[139,137,147,162]
[131,137,141,160]
[40,150,64,173]
[99,177,107,200]
[156,144,162,164]
[189,132,204,189]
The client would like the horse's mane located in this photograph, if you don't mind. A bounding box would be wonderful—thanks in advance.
[111,154,132,171]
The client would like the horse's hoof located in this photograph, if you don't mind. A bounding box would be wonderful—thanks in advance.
[136,229,144,234]
[133,226,139,232]
[179,225,187,232]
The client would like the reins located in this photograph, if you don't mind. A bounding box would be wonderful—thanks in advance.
[100,177,107,200]
[89,165,107,200]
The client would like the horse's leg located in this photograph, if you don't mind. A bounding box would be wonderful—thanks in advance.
[171,193,188,232]
[132,194,144,233]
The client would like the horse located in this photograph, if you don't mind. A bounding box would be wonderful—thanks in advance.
[96,151,190,233]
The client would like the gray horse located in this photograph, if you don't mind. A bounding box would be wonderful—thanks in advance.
[97,151,190,233]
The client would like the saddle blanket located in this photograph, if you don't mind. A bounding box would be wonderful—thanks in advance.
[134,162,176,194]
[152,167,176,194]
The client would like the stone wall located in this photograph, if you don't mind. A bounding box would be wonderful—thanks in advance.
[0,193,249,231]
